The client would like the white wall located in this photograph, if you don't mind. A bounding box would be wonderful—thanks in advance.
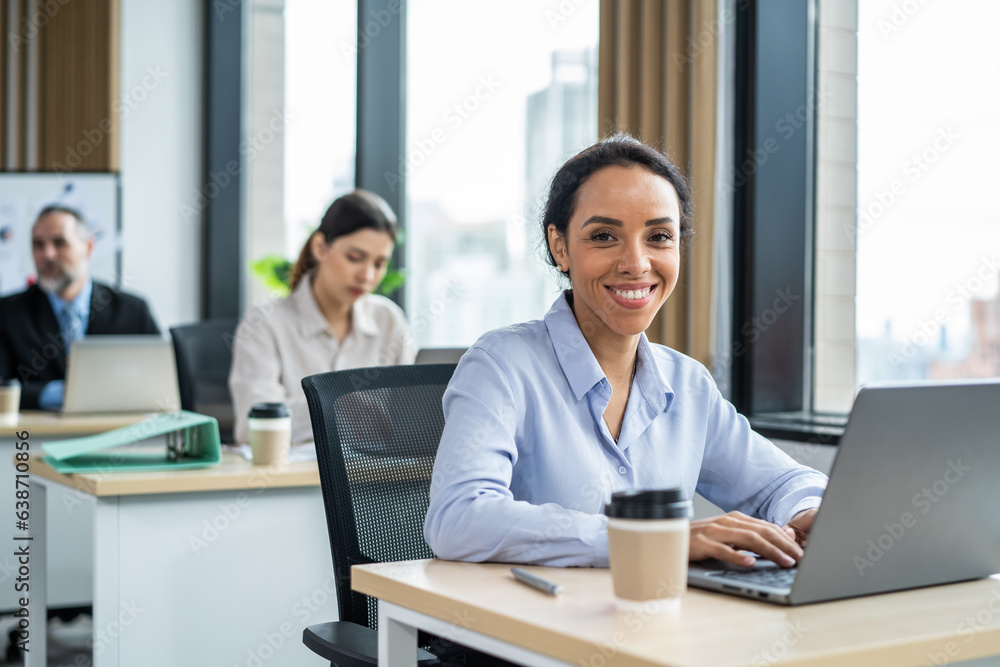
[119,0,203,330]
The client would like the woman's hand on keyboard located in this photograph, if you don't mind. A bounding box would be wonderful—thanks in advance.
[690,511,805,568]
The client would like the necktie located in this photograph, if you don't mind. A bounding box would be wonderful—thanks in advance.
[58,304,84,352]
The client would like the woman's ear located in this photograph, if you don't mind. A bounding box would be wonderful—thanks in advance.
[547,225,568,272]
[310,232,329,261]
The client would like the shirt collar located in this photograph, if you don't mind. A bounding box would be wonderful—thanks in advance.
[544,292,608,401]
[544,291,674,411]
[293,276,379,338]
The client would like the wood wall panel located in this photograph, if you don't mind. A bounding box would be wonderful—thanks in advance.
[1,0,119,172]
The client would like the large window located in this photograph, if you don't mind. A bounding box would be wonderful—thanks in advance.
[244,0,357,306]
[736,0,1000,437]
[855,0,1000,387]
[404,0,599,348]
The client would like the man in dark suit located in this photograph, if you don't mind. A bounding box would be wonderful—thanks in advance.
[0,206,159,410]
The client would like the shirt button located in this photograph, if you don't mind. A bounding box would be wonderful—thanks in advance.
[618,466,627,475]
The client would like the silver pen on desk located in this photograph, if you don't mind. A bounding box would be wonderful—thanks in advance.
[510,567,563,596]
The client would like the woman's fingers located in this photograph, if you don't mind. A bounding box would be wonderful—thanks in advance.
[690,512,804,568]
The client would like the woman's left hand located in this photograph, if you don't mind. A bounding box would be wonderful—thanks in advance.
[784,508,818,547]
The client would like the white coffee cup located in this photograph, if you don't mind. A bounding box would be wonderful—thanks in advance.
[605,488,692,613]
[0,380,21,427]
[247,402,292,466]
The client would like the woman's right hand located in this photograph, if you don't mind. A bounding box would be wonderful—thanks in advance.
[690,511,804,568]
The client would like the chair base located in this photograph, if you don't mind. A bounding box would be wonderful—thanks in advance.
[303,621,438,667]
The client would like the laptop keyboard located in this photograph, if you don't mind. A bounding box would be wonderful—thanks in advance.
[711,566,797,590]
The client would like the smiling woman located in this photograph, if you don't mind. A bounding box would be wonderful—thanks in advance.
[423,134,828,570]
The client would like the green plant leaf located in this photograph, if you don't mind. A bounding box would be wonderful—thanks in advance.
[250,255,293,297]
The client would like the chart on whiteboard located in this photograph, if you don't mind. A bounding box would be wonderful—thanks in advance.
[0,173,119,297]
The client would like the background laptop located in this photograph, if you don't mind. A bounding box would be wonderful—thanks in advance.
[63,336,181,414]
[688,380,1000,605]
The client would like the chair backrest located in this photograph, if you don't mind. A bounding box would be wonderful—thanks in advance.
[169,318,239,443]
[301,363,456,630]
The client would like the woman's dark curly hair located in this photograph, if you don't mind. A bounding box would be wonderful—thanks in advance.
[541,133,693,274]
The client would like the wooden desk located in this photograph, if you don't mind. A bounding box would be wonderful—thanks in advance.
[1,412,147,615]
[29,453,336,667]
[354,559,1000,667]
[13,410,145,437]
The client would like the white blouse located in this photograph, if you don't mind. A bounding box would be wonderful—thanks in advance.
[228,278,416,444]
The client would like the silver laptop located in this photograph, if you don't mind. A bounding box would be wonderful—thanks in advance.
[415,347,466,364]
[63,336,181,414]
[688,380,1000,605]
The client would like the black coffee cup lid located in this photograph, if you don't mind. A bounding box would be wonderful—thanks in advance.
[249,402,290,419]
[604,488,692,519]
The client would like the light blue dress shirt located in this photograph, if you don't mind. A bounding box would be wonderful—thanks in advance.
[38,279,92,410]
[424,293,828,567]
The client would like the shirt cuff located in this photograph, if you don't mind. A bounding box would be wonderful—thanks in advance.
[38,380,65,411]
[781,497,822,525]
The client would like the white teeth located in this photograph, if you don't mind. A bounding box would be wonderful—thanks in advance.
[612,287,651,300]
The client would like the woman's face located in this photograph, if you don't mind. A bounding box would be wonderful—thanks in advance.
[312,228,394,308]
[548,165,682,343]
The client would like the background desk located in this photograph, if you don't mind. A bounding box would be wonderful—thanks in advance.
[1,412,145,613]
[355,559,1000,667]
[30,451,337,667]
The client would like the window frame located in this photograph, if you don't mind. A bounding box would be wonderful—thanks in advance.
[730,0,845,443]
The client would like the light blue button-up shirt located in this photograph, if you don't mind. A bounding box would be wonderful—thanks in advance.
[424,293,827,567]
[39,279,93,409]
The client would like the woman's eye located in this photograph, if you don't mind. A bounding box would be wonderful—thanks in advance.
[590,231,614,242]
[346,253,363,263]
[650,231,674,244]
[374,261,386,271]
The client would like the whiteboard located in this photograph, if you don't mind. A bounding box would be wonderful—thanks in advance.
[0,173,120,297]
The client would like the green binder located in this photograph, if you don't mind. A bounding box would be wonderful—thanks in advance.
[42,411,222,474]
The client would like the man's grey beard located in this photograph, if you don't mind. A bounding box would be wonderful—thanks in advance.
[37,267,75,295]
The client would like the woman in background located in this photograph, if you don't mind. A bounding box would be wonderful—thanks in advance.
[229,190,415,446]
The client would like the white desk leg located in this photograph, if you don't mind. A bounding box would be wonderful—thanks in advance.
[379,601,419,667]
[25,481,46,667]
[93,497,120,667]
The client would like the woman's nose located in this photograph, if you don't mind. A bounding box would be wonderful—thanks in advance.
[618,239,651,275]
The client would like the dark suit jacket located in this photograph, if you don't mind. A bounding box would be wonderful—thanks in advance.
[0,281,160,409]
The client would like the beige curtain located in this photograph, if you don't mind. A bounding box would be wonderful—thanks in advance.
[599,0,717,368]
[2,0,120,171]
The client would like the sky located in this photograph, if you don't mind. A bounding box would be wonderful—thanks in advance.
[856,0,1000,342]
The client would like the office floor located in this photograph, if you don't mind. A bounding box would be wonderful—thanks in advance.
[0,615,90,666]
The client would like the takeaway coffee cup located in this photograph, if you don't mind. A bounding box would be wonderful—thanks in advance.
[0,379,20,427]
[605,488,692,612]
[248,402,292,466]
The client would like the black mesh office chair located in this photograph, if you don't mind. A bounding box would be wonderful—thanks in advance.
[169,318,239,443]
[300,364,456,667]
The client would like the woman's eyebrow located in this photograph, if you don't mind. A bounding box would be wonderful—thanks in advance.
[581,215,676,227]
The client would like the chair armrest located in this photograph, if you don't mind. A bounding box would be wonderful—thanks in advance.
[302,621,438,667]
